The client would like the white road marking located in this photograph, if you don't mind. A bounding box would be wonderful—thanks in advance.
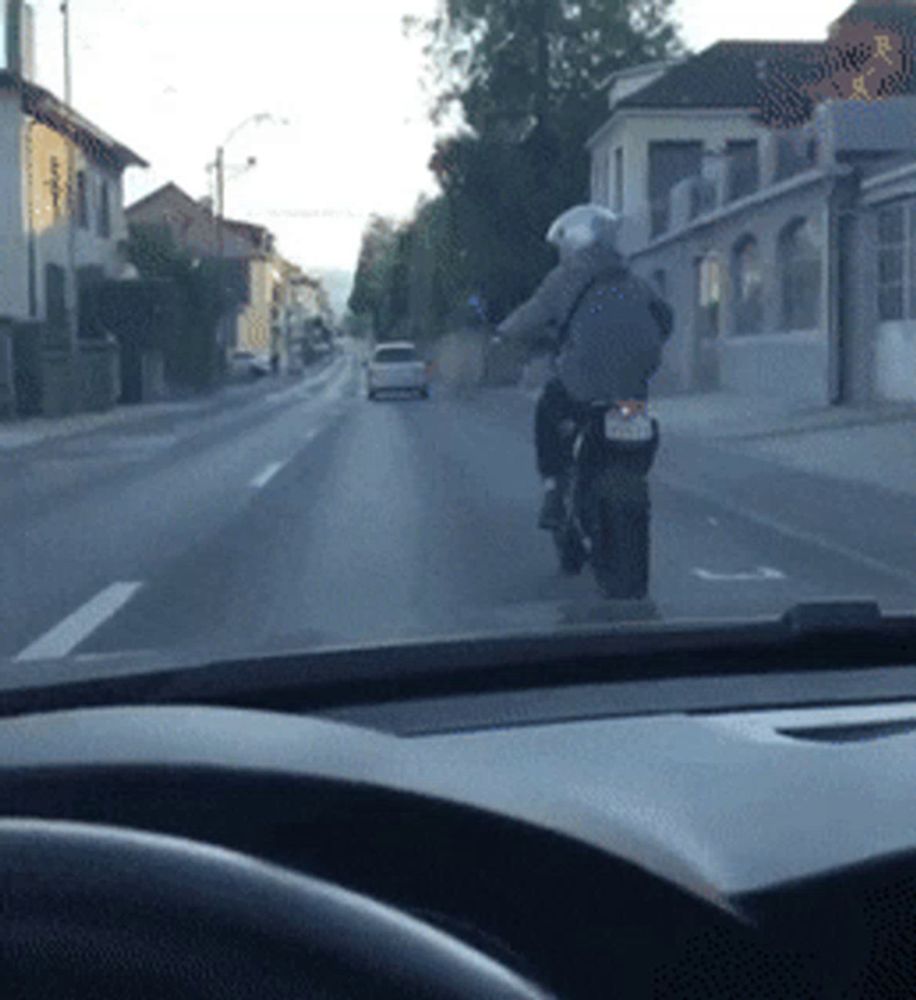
[693,567,786,583]
[707,517,720,527]
[266,355,354,407]
[659,474,916,586]
[16,582,144,662]
[251,461,286,489]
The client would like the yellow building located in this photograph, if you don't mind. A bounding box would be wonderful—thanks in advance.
[126,186,282,362]
[0,70,146,416]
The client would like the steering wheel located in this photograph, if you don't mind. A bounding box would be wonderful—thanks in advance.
[0,820,551,999]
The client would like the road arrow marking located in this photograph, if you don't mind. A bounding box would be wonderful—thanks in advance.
[692,566,787,583]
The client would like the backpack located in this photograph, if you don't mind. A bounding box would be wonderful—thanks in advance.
[556,271,673,351]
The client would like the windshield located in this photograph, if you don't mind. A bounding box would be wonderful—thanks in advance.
[374,347,420,364]
[1,0,914,675]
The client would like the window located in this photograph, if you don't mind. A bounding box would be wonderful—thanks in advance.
[775,129,819,182]
[780,219,821,329]
[726,141,759,201]
[374,346,419,364]
[592,148,610,206]
[648,141,703,237]
[696,254,722,338]
[98,179,111,238]
[614,147,624,214]
[76,171,89,229]
[733,235,764,334]
[877,203,907,321]
[878,205,906,322]
[48,156,64,221]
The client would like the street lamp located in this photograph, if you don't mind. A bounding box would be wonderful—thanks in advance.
[207,114,289,363]
[211,113,289,226]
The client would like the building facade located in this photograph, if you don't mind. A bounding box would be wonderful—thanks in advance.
[126,183,282,362]
[0,71,146,416]
[588,0,916,405]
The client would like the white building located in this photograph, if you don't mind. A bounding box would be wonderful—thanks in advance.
[587,1,916,405]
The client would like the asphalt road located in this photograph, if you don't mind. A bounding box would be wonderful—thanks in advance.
[1,349,914,669]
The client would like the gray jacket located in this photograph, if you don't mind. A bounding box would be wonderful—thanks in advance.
[498,243,673,403]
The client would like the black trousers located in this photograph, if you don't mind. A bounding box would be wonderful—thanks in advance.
[534,378,591,480]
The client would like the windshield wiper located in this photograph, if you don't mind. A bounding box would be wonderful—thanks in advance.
[782,600,885,635]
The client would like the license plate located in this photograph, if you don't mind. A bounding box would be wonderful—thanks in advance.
[604,410,654,443]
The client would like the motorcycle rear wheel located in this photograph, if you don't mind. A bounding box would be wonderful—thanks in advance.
[589,471,651,601]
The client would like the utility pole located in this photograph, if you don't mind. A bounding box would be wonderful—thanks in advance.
[62,0,79,412]
[61,1,72,103]
[215,145,225,256]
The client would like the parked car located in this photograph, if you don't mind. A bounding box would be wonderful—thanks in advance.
[367,342,430,400]
[230,350,272,380]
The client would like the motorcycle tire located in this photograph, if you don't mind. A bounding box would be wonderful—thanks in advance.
[553,524,587,576]
[588,471,651,601]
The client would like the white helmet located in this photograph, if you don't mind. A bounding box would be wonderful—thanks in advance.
[547,204,621,257]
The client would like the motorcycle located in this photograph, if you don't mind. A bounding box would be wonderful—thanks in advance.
[552,401,659,601]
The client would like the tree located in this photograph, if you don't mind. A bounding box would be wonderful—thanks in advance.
[126,223,229,389]
[416,0,682,135]
[348,216,399,336]
[405,0,685,325]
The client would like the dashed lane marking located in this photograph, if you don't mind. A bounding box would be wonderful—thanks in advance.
[251,461,286,489]
[16,582,144,662]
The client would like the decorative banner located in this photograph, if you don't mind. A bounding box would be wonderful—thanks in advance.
[805,21,909,104]
[756,18,912,129]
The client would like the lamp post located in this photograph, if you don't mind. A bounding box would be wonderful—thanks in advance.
[60,1,72,102]
[208,114,286,360]
[212,113,286,252]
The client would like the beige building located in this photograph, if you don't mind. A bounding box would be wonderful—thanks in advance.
[126,183,281,360]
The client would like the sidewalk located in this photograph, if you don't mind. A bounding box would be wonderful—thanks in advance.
[0,355,343,454]
[654,391,916,497]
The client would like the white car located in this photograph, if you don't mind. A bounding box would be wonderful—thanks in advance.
[367,342,430,400]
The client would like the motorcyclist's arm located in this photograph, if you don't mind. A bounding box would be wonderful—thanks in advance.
[496,265,568,345]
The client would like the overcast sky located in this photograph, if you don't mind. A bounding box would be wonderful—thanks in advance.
[28,0,851,292]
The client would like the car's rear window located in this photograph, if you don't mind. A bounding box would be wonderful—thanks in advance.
[375,347,419,364]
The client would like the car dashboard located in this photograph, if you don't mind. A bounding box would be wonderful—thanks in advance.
[4,647,916,1000]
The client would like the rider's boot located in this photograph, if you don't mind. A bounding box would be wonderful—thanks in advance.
[538,477,566,531]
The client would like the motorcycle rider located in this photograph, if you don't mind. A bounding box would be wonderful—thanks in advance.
[497,204,673,530]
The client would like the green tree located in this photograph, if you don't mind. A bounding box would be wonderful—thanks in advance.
[407,0,685,324]
[127,223,229,389]
[348,216,401,337]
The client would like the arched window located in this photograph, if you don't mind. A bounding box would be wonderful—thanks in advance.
[780,218,821,329]
[696,254,721,338]
[733,235,763,334]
